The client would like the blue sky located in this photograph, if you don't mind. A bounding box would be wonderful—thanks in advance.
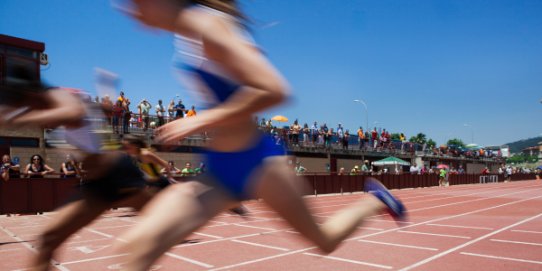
[1,0,541,146]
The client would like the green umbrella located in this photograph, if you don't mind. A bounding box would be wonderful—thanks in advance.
[372,156,410,166]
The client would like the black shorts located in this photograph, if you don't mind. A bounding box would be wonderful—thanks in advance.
[79,154,146,202]
[146,176,171,189]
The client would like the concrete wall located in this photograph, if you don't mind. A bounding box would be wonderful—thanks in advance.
[337,158,363,173]
[295,157,329,173]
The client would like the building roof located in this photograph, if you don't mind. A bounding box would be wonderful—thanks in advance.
[0,34,45,52]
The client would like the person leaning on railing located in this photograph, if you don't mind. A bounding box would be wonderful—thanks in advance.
[1,154,20,181]
[60,154,82,178]
[25,154,54,178]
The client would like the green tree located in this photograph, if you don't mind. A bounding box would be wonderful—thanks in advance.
[409,133,427,144]
[427,139,437,149]
[447,138,465,148]
[506,154,538,164]
[391,133,401,141]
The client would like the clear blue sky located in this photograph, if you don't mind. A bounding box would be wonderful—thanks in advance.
[1,0,541,146]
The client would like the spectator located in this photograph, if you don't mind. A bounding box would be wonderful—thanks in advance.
[259,117,265,127]
[60,154,80,178]
[138,99,152,131]
[294,162,306,175]
[195,162,206,175]
[361,160,369,174]
[342,129,350,150]
[409,163,418,174]
[122,98,132,134]
[439,168,447,187]
[291,119,301,146]
[420,165,427,174]
[302,123,310,146]
[186,105,197,117]
[338,167,345,175]
[181,162,195,176]
[175,99,186,119]
[1,154,20,181]
[117,91,126,103]
[112,100,124,134]
[161,160,182,176]
[505,166,512,182]
[156,99,166,127]
[350,165,361,175]
[336,123,344,144]
[310,121,319,144]
[25,155,54,178]
[399,133,406,142]
[167,99,175,123]
[326,128,334,148]
[458,165,465,174]
[371,127,378,149]
[357,127,365,150]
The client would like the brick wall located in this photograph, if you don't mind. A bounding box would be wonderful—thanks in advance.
[0,127,43,140]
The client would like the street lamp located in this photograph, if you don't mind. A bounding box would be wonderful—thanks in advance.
[463,123,474,144]
[353,99,369,131]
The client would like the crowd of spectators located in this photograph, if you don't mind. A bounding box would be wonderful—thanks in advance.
[89,91,504,164]
[254,117,506,163]
[0,152,204,180]
[96,91,197,134]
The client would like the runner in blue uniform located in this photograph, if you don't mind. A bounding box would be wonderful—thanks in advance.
[113,1,407,270]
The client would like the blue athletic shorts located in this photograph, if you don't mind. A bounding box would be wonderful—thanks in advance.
[203,134,285,200]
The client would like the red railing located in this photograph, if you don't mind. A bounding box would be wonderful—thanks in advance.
[0,173,537,214]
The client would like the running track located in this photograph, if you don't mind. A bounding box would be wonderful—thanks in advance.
[1,180,541,270]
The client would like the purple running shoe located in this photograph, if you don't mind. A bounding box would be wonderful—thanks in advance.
[364,178,406,220]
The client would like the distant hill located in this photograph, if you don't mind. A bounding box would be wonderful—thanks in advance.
[504,136,542,154]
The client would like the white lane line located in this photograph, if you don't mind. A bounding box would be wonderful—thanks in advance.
[460,252,542,265]
[208,247,316,271]
[231,239,290,251]
[512,230,542,234]
[399,212,542,271]
[427,223,494,230]
[193,232,223,239]
[303,252,393,270]
[165,252,214,268]
[358,226,385,231]
[0,227,36,253]
[491,239,542,247]
[358,240,439,251]
[85,228,113,238]
[233,223,277,231]
[65,238,110,245]
[93,224,133,230]
[60,254,128,265]
[0,227,68,271]
[398,230,471,239]
[367,219,414,224]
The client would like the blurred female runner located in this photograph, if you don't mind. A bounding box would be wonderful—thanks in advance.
[0,69,160,271]
[116,0,406,269]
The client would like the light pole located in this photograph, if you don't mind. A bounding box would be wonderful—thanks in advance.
[353,99,368,131]
[463,123,474,144]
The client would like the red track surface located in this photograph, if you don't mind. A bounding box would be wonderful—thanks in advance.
[1,180,541,270]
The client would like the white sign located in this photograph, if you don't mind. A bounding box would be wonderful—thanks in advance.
[39,53,48,65]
